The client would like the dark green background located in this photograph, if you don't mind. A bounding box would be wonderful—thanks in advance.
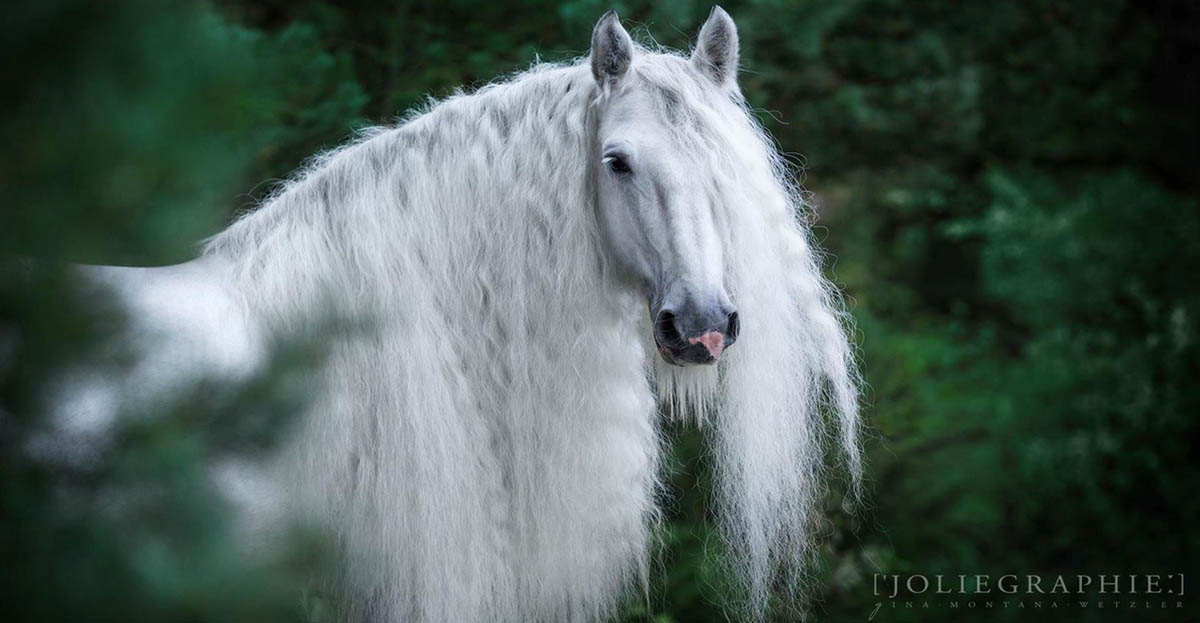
[2,1,1196,621]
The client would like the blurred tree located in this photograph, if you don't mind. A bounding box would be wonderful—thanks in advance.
[0,1,349,620]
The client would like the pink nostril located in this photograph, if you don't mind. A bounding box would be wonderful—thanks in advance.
[688,331,725,360]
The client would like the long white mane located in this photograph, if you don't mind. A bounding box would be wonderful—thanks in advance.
[205,46,860,622]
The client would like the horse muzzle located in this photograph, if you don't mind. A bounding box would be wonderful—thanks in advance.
[652,302,739,366]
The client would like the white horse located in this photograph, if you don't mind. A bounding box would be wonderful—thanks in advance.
[63,8,861,622]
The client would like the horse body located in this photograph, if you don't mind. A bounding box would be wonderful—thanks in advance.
[55,9,861,622]
[83,258,262,379]
[53,258,260,442]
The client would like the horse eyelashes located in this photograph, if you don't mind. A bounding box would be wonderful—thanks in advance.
[604,155,632,174]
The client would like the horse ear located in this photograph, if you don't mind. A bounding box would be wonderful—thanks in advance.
[692,6,739,86]
[591,10,633,87]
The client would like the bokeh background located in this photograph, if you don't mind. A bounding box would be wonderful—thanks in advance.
[2,1,1197,621]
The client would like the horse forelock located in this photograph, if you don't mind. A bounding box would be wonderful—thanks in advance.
[203,49,860,622]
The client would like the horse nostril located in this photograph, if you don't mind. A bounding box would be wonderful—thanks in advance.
[726,311,740,342]
[654,309,683,346]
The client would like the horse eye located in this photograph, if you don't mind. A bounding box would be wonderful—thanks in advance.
[603,155,632,175]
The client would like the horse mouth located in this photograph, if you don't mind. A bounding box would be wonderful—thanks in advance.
[654,331,724,367]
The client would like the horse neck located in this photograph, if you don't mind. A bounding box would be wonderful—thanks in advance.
[207,64,628,337]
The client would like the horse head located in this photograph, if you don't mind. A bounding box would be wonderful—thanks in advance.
[589,8,745,366]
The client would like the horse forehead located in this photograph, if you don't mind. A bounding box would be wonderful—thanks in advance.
[601,88,660,127]
[600,99,691,155]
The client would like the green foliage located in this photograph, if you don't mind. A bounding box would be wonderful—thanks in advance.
[974,169,1199,568]
[2,0,1196,620]
[0,0,365,264]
